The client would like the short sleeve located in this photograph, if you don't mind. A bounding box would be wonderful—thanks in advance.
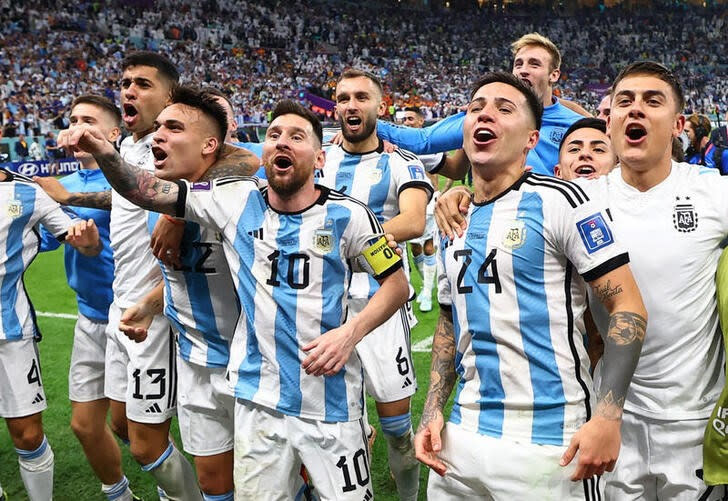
[176,178,252,232]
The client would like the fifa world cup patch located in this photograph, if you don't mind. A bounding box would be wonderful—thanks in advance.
[6,199,23,218]
[360,235,401,276]
[190,181,211,191]
[577,212,614,254]
[408,164,425,180]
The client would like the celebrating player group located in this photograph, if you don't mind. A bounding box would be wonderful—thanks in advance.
[1,29,727,501]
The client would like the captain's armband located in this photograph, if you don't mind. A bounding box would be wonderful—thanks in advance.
[355,235,402,279]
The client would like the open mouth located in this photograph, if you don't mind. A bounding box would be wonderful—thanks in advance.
[575,165,596,177]
[474,128,496,144]
[122,103,139,124]
[519,78,533,88]
[151,146,168,166]
[626,124,647,141]
[346,116,362,130]
[273,156,293,170]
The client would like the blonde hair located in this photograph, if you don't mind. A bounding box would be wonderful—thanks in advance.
[511,33,561,71]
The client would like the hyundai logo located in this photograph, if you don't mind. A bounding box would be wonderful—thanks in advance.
[18,163,39,177]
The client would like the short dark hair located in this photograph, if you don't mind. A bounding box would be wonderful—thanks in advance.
[71,94,122,126]
[469,72,543,130]
[169,85,228,152]
[201,86,234,114]
[121,51,179,84]
[611,61,685,112]
[337,68,384,97]
[559,117,608,152]
[403,106,422,116]
[271,99,323,146]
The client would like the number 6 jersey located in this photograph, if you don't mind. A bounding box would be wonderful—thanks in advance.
[176,177,401,422]
[437,172,629,446]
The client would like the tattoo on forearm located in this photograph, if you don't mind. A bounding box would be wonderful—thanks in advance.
[67,190,112,210]
[94,151,178,214]
[594,280,623,304]
[419,311,457,431]
[596,310,647,420]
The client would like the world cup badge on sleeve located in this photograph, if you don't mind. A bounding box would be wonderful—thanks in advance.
[7,199,22,218]
[673,196,698,233]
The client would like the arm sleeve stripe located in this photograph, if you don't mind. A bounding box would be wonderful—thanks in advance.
[581,252,630,283]
[174,180,188,218]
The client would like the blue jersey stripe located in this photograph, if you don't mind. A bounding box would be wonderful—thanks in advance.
[321,203,352,422]
[2,184,36,340]
[181,223,230,367]
[465,204,505,436]
[364,155,393,297]
[273,215,303,415]
[333,152,360,196]
[233,196,266,400]
[513,192,565,444]
[449,302,464,425]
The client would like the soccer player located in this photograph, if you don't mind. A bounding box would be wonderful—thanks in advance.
[596,94,611,121]
[553,118,616,180]
[415,71,646,499]
[36,95,141,501]
[434,62,728,500]
[57,98,410,500]
[319,69,433,501]
[117,86,257,500]
[0,167,101,500]
[376,33,586,175]
[401,107,453,313]
[37,51,201,499]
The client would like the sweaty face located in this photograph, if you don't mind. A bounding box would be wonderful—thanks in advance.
[262,114,323,198]
[120,65,172,137]
[556,127,616,180]
[462,81,539,170]
[512,46,559,105]
[335,77,382,144]
[151,103,218,181]
[69,103,120,160]
[608,74,683,171]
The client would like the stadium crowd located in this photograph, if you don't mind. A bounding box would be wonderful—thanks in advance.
[0,0,727,139]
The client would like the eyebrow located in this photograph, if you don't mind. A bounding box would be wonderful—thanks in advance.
[567,138,609,146]
[155,119,185,129]
[469,96,517,107]
[614,89,667,101]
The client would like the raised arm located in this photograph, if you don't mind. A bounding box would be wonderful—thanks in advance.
[57,124,179,215]
[34,176,112,210]
[377,112,465,155]
[414,306,457,476]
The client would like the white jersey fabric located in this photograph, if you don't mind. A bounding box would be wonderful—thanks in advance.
[586,162,727,420]
[177,177,400,422]
[438,173,628,446]
[111,134,162,308]
[0,170,75,340]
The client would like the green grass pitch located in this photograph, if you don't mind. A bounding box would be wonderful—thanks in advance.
[0,247,439,500]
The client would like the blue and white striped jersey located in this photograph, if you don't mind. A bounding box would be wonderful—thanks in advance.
[147,212,238,368]
[319,140,433,298]
[0,169,77,341]
[177,177,400,422]
[437,173,629,446]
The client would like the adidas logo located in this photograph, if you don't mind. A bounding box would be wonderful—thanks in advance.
[401,377,413,389]
[145,403,163,414]
[247,228,264,239]
[31,393,44,404]
[363,489,373,501]
[314,169,324,179]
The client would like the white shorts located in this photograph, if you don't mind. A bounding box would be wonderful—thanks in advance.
[177,355,234,456]
[409,213,436,247]
[428,422,603,500]
[0,338,47,418]
[234,400,372,501]
[603,410,728,500]
[104,301,177,424]
[348,299,416,403]
[69,313,108,402]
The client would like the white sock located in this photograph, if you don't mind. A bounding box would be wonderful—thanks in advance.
[102,475,133,501]
[422,254,437,299]
[142,442,202,501]
[16,435,54,501]
[0,482,4,497]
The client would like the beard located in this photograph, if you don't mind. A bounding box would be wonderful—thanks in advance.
[339,112,377,144]
[264,160,310,199]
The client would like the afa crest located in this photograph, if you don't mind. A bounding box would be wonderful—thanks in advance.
[313,229,333,253]
[549,127,565,145]
[673,196,698,233]
[502,220,527,249]
[7,200,23,218]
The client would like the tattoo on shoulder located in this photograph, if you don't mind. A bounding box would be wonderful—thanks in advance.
[607,311,647,345]
[594,280,623,304]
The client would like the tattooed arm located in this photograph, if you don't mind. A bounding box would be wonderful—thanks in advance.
[414,306,457,476]
[33,176,112,210]
[561,264,647,481]
[199,144,260,181]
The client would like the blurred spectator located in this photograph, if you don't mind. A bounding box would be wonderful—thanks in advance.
[28,137,43,160]
[44,131,64,159]
[14,133,29,160]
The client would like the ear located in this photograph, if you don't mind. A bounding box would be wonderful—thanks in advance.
[202,136,219,156]
[526,129,540,151]
[553,164,563,179]
[549,68,561,85]
[314,146,326,171]
[673,113,685,138]
[378,100,387,118]
[107,127,121,143]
